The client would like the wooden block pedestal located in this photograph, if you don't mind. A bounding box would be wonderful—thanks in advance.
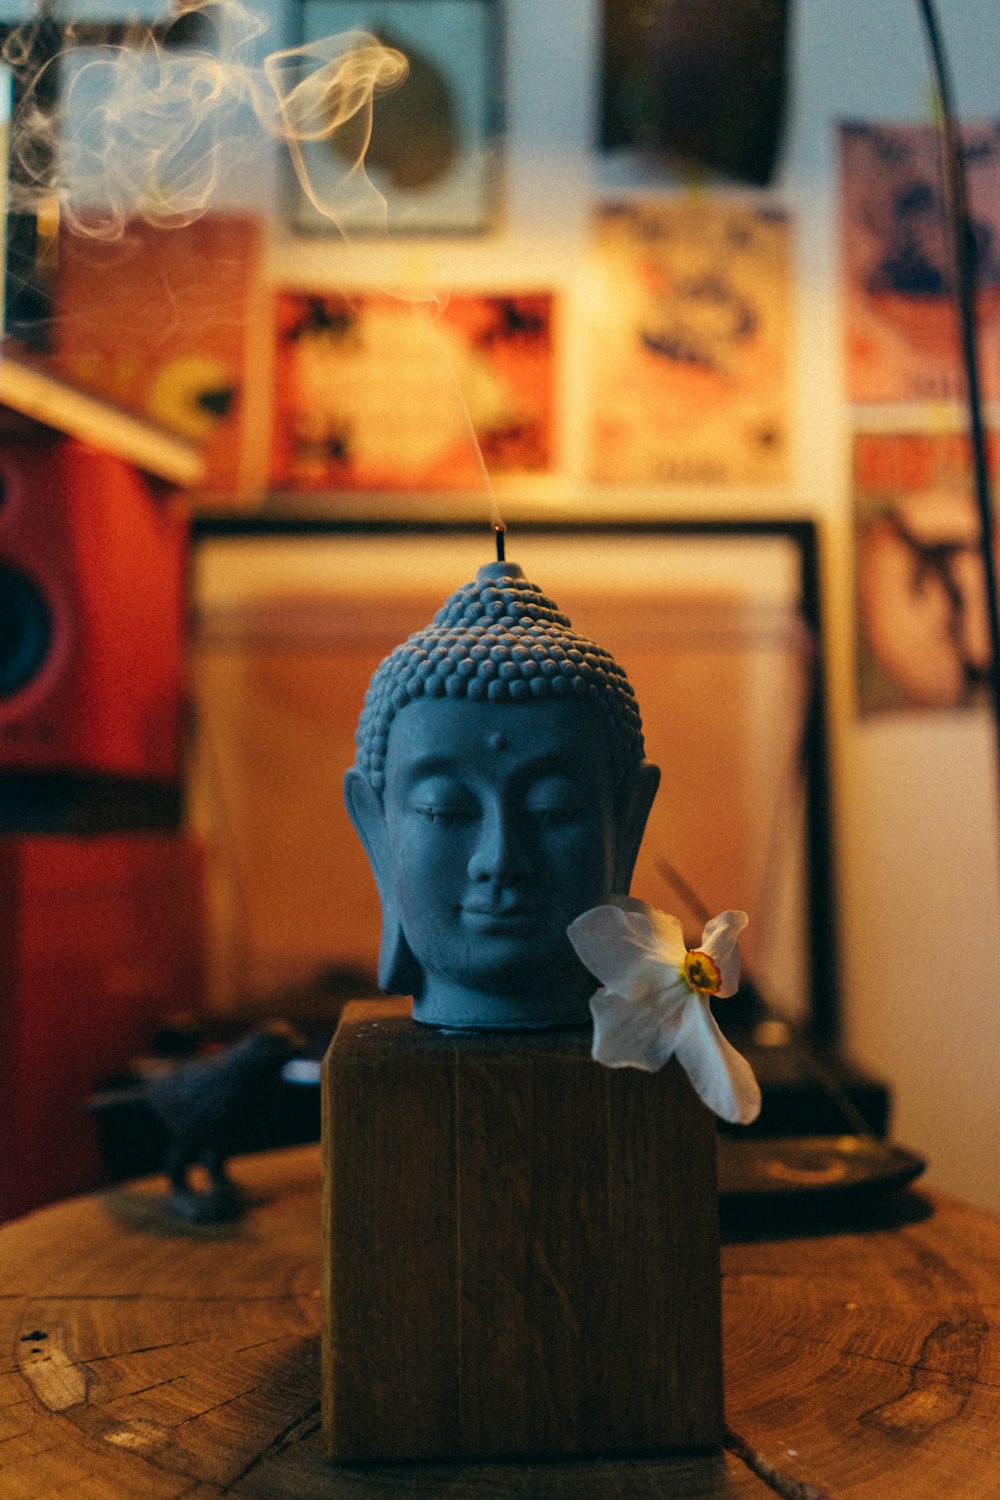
[322,998,723,1462]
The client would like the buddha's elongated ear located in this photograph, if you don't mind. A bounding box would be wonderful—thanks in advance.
[613,760,661,892]
[343,768,422,996]
[343,768,388,881]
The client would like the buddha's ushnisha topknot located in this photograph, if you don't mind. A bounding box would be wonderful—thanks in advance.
[354,561,646,792]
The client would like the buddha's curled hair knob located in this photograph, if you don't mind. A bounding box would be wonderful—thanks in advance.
[354,561,647,794]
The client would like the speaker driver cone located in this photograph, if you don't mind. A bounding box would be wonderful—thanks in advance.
[0,562,53,699]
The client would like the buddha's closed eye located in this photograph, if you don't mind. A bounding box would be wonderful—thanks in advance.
[409,777,478,825]
[415,805,476,825]
[524,775,587,825]
[528,805,584,827]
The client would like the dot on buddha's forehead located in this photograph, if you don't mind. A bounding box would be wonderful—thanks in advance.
[487,732,510,752]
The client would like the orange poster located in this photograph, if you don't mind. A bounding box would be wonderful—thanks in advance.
[270,290,555,492]
[840,121,1000,403]
[53,213,264,498]
[585,197,792,486]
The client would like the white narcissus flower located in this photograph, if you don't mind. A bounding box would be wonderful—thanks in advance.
[567,895,762,1126]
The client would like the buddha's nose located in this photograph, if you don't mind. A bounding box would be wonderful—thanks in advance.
[466,805,532,884]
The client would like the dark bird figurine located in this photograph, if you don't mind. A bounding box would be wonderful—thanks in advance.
[141,1025,297,1223]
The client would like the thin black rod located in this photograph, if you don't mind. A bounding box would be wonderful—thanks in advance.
[915,0,1000,833]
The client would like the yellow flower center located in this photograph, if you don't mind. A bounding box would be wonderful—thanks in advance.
[683,949,721,995]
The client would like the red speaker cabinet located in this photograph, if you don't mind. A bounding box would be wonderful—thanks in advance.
[0,436,187,781]
[0,832,204,1222]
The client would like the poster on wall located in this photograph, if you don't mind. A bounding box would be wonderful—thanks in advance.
[270,289,556,491]
[288,0,502,235]
[853,428,1000,713]
[840,120,1000,404]
[53,212,263,498]
[584,196,792,486]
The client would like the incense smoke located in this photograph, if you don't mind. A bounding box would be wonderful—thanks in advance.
[2,0,408,239]
[1,2,503,526]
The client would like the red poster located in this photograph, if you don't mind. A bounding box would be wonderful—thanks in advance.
[53,213,264,498]
[853,428,1000,712]
[270,290,555,491]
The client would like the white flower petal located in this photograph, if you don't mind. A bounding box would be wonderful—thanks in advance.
[674,998,762,1124]
[568,901,683,997]
[698,910,749,998]
[610,895,688,966]
[590,985,689,1072]
[571,899,759,1123]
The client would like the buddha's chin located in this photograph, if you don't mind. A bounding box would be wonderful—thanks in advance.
[410,950,594,1030]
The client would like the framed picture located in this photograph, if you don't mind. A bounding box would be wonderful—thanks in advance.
[853,428,1000,713]
[840,120,1000,403]
[286,0,502,235]
[270,288,556,490]
[189,518,837,1045]
[599,0,789,186]
[53,212,264,499]
[585,197,793,486]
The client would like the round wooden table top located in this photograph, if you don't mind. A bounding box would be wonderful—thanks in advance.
[1,1144,998,1499]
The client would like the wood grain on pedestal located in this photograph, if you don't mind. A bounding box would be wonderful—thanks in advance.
[323,998,723,1461]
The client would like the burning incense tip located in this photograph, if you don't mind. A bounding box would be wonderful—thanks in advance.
[493,522,506,563]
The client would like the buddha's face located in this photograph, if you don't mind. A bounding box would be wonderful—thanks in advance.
[374,695,625,1025]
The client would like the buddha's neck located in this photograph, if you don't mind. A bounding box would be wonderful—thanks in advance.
[411,974,593,1032]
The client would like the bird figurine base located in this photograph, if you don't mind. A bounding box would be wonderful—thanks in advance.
[163,1177,245,1225]
[321,999,724,1463]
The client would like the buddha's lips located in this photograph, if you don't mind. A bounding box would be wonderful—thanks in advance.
[461,902,538,923]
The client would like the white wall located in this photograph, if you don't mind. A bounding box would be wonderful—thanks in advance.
[198,0,1000,1212]
[782,0,1000,1215]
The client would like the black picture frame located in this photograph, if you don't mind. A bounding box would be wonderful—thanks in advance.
[286,0,503,235]
[190,514,839,1047]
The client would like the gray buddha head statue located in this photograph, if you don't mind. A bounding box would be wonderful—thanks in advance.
[343,560,660,1028]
